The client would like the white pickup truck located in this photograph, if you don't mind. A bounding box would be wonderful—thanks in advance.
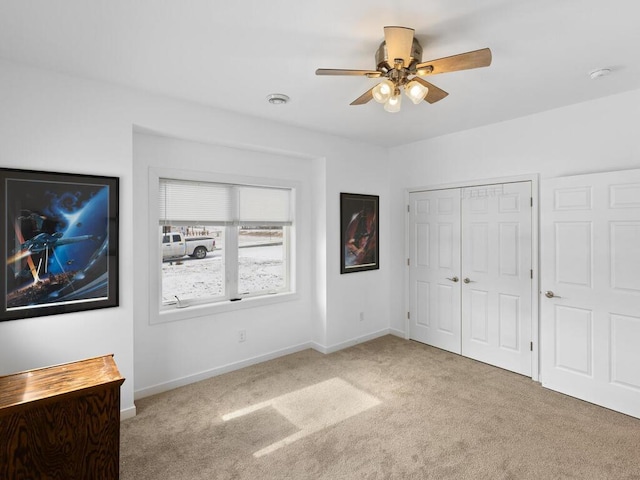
[162,232,216,260]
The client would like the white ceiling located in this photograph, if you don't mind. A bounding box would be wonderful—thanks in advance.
[1,0,639,147]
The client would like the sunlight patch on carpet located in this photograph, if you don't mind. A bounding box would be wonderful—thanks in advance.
[221,377,381,457]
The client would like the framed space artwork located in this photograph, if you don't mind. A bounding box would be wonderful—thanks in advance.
[340,192,379,274]
[0,168,119,321]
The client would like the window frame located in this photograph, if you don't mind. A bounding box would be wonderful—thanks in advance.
[148,167,299,324]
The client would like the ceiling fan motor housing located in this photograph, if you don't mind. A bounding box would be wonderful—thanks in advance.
[376,38,423,71]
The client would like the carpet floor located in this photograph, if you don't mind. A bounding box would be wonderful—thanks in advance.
[120,335,640,479]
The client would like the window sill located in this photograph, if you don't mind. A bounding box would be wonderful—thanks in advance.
[151,291,299,325]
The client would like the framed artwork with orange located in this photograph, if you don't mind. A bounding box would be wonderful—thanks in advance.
[340,193,379,274]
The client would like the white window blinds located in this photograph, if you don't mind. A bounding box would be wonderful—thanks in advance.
[237,185,291,224]
[159,178,292,226]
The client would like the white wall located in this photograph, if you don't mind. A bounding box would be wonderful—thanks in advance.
[324,153,391,349]
[130,133,390,395]
[0,59,390,410]
[388,88,640,333]
[132,132,315,396]
[0,60,137,416]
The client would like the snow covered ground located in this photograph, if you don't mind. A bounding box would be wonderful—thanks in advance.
[162,243,284,302]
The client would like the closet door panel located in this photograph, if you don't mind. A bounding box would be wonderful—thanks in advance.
[461,182,533,376]
[409,189,461,354]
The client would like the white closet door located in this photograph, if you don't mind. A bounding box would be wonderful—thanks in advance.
[461,182,533,376]
[409,189,462,354]
[541,169,640,419]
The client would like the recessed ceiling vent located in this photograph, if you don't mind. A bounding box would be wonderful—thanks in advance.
[589,68,611,80]
[267,94,290,105]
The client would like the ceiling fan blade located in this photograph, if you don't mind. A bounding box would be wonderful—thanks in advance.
[416,48,492,75]
[350,88,374,105]
[316,68,381,77]
[412,77,449,104]
[384,26,415,67]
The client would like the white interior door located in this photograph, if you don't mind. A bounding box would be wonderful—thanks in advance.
[409,189,462,354]
[541,169,640,418]
[461,182,533,376]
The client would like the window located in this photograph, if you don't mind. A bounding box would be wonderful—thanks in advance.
[158,178,293,311]
[238,225,286,296]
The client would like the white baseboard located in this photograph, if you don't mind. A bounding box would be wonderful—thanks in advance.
[389,327,407,339]
[120,405,137,421]
[134,341,313,400]
[312,328,392,354]
[133,330,402,407]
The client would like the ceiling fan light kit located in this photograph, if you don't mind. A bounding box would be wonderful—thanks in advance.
[316,26,492,113]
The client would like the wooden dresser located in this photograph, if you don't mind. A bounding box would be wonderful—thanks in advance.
[0,355,125,480]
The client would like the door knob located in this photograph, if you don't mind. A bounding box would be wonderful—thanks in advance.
[463,278,473,284]
[544,290,561,298]
[446,276,459,283]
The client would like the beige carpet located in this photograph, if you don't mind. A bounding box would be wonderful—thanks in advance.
[120,335,640,479]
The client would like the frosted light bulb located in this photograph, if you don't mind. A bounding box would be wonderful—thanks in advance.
[384,93,402,113]
[405,80,429,104]
[372,80,394,104]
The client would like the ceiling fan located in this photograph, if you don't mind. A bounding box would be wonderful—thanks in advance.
[315,26,492,112]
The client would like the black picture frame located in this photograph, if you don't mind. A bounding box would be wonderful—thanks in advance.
[340,192,379,274]
[0,168,119,322]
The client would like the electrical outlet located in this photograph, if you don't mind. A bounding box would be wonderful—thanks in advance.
[359,312,365,321]
[239,329,246,342]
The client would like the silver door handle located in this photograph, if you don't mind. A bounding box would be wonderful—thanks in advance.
[463,278,474,284]
[544,290,561,298]
[446,276,459,283]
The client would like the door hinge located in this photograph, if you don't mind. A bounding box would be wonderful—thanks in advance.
[407,204,410,213]
[407,311,410,320]
[407,258,410,266]
[530,197,533,207]
[531,269,533,279]
[530,341,533,351]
